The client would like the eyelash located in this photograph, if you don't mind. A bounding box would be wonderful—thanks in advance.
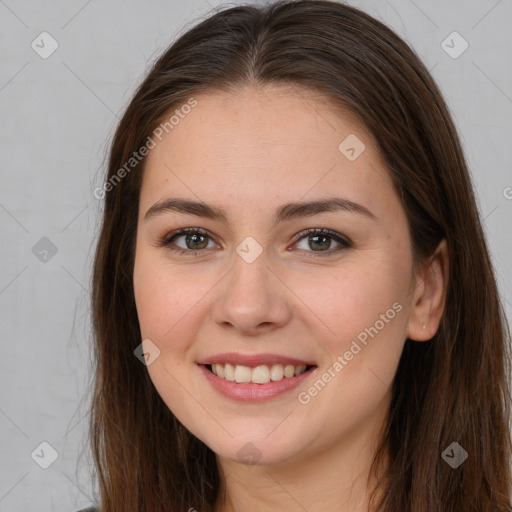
[158,227,353,257]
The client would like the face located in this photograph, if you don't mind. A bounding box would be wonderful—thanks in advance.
[132,85,422,467]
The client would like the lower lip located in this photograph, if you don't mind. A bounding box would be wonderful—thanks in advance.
[198,364,316,402]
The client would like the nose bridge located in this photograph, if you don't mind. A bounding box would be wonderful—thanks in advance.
[212,239,290,333]
[227,242,274,308]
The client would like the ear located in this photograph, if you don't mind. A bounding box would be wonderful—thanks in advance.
[407,239,449,341]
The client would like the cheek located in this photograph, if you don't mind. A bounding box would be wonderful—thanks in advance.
[291,263,408,445]
[134,247,178,329]
[293,256,409,352]
[133,264,177,340]
[133,249,215,354]
[132,251,209,427]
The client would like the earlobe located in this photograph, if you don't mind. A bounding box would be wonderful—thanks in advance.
[406,239,449,342]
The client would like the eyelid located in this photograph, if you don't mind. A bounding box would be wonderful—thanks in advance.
[159,227,220,250]
[159,227,352,256]
[290,227,352,247]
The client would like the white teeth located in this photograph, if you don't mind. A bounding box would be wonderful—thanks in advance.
[270,364,284,381]
[216,363,225,378]
[284,364,295,378]
[252,365,270,384]
[294,364,307,376]
[224,363,235,381]
[234,365,252,383]
[208,363,309,384]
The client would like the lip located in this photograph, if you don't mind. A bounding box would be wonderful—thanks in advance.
[198,363,318,402]
[196,352,316,367]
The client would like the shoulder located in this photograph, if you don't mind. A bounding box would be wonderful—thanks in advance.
[75,507,98,512]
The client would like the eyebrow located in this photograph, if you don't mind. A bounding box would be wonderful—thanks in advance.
[144,197,376,225]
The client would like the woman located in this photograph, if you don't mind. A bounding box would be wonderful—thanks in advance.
[81,1,512,511]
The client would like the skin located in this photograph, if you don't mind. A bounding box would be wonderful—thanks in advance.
[132,84,448,512]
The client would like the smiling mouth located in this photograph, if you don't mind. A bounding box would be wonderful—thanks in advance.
[205,363,316,384]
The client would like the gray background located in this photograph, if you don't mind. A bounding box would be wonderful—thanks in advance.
[0,0,511,510]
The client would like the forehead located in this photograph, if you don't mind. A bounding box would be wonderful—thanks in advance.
[139,85,396,219]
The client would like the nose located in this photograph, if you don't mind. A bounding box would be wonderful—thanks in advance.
[210,249,292,336]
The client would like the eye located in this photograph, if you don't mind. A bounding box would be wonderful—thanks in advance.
[159,227,219,255]
[158,227,352,257]
[290,228,352,257]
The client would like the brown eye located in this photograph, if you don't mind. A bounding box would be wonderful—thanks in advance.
[181,232,209,250]
[292,228,352,256]
[161,228,219,254]
[159,227,352,257]
[307,235,332,251]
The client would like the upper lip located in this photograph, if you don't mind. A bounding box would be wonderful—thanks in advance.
[197,352,316,367]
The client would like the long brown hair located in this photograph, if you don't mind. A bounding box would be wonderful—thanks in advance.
[89,1,512,510]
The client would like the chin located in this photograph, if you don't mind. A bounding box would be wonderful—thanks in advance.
[196,429,306,467]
